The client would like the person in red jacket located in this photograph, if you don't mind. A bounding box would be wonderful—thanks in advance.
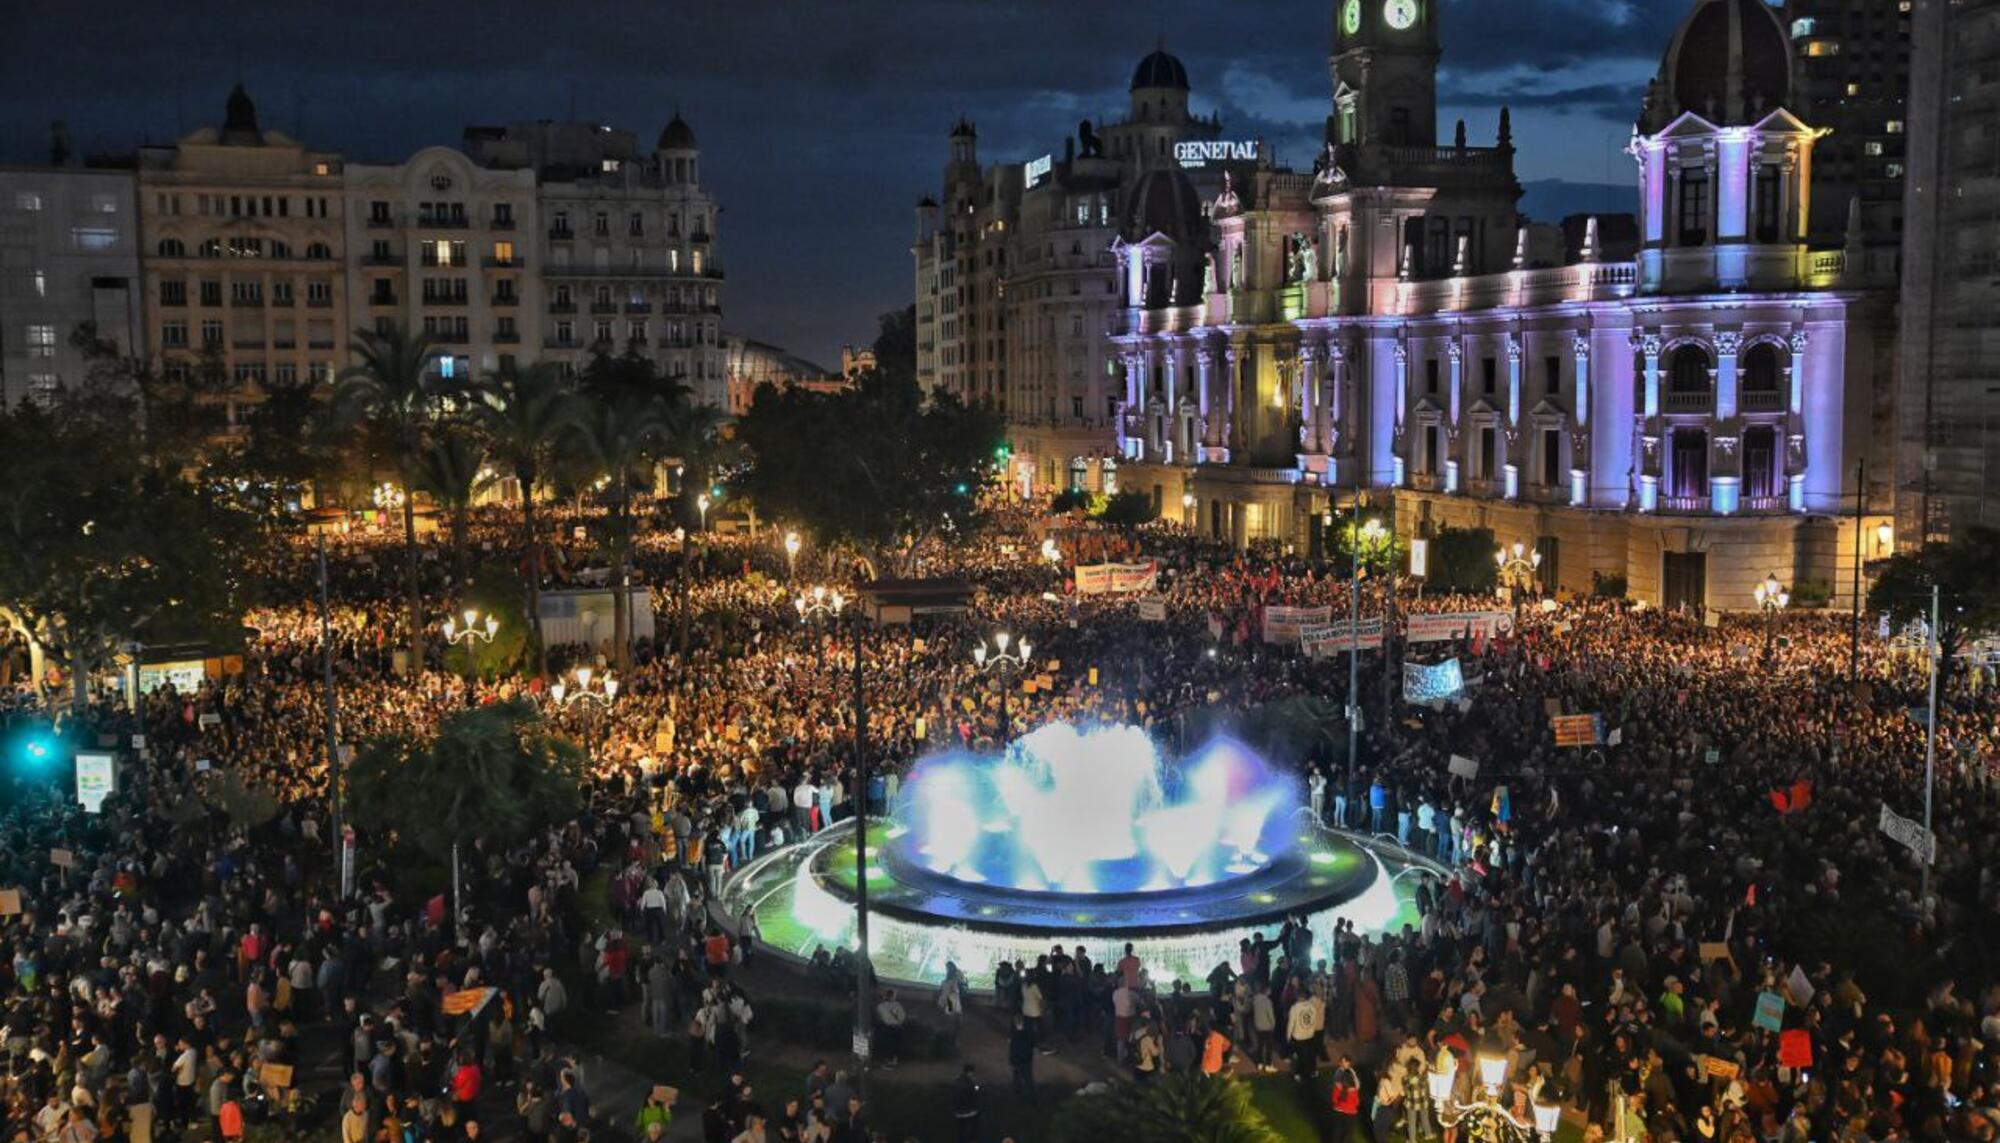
[1329,1054,1362,1143]
[451,1050,484,1118]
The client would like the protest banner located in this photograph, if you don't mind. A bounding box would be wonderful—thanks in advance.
[1877,803,1937,865]
[1778,1029,1813,1069]
[259,1063,295,1090]
[1699,1056,1741,1081]
[1263,606,1335,645]
[1136,596,1167,622]
[1753,991,1785,1032]
[1448,755,1480,779]
[49,848,74,869]
[1405,611,1514,643]
[1551,713,1604,747]
[1300,618,1385,657]
[1074,561,1159,596]
[1403,659,1465,704]
[0,889,20,916]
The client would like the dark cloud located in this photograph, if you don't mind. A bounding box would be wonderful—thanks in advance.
[0,0,1680,364]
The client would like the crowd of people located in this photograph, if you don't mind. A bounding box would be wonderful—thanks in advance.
[1,497,1996,1143]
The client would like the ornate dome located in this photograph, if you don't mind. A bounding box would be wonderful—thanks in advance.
[1122,164,1205,244]
[1644,0,1792,130]
[657,114,697,151]
[949,117,976,140]
[1130,48,1189,92]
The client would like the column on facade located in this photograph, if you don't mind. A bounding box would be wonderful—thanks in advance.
[1711,330,1743,512]
[1785,329,1809,512]
[1571,334,1592,506]
[1226,345,1245,455]
[1503,335,1523,498]
[1328,341,1350,484]
[1392,342,1409,487]
[1445,339,1464,493]
[1197,345,1220,452]
[1637,332,1663,512]
[1300,342,1327,457]
[1163,343,1182,466]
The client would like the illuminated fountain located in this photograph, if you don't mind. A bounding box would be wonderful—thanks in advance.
[719,722,1439,989]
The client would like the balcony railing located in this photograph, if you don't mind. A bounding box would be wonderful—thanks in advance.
[1663,391,1713,414]
[1743,494,1788,512]
[549,302,576,314]
[1659,494,1707,512]
[484,257,523,269]
[626,301,652,314]
[489,217,516,231]
[418,216,470,229]
[306,298,334,309]
[544,337,578,349]
[1741,389,1784,412]
[548,226,574,240]
[494,331,520,344]
[491,294,518,307]
[589,302,620,315]
[368,294,398,307]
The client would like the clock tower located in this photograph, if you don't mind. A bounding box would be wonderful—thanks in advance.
[1329,0,1441,148]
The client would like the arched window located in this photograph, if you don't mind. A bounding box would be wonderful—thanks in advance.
[269,239,292,259]
[1668,346,1712,393]
[1743,343,1781,407]
[1069,456,1088,491]
[157,238,185,257]
[197,238,222,257]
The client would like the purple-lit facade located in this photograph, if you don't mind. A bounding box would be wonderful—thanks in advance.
[1111,0,1895,609]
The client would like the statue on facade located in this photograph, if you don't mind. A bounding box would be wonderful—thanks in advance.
[1301,241,1318,283]
[1077,120,1103,159]
[1202,253,1217,296]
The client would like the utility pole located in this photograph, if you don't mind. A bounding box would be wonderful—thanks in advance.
[315,532,343,876]
[851,607,873,1104]
[1347,494,1366,775]
[1850,456,1865,681]
[1922,583,1939,903]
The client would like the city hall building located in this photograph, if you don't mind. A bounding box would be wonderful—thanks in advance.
[1106,0,1896,610]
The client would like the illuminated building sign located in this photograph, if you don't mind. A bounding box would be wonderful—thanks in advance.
[1175,140,1262,167]
[1025,154,1053,186]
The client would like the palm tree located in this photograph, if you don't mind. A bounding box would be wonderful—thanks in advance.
[334,325,452,670]
[1051,1075,1285,1143]
[411,424,490,585]
[562,389,668,671]
[469,363,572,672]
[659,399,724,654]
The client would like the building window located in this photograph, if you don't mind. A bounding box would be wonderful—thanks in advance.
[306,281,332,305]
[13,192,42,212]
[593,321,613,344]
[1424,358,1440,395]
[1481,356,1497,395]
[160,280,186,306]
[556,320,575,345]
[1541,428,1562,486]
[157,238,185,257]
[492,240,515,264]
[493,203,513,227]
[1543,355,1561,398]
[1478,425,1496,480]
[593,211,610,237]
[305,242,332,260]
[24,324,56,357]
[200,320,223,347]
[1677,167,1709,245]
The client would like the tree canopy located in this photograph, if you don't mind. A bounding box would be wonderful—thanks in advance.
[731,371,1003,574]
[347,698,585,863]
[1051,1076,1286,1143]
[0,384,262,709]
[1867,527,2000,686]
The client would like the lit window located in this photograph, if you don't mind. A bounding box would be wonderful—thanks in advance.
[1805,40,1840,57]
[1886,119,1905,133]
[1846,83,1861,96]
[493,241,515,264]
[25,324,56,357]
[1790,17,1815,37]
[1865,141,1884,156]
[1886,163,1905,178]
[71,227,118,250]
[13,192,41,212]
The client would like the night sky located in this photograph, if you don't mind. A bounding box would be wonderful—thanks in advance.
[0,0,1686,370]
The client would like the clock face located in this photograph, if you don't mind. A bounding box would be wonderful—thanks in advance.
[1384,0,1419,30]
[1343,0,1362,35]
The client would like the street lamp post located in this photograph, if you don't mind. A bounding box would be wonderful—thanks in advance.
[1754,572,1790,665]
[795,585,845,668]
[550,665,619,761]
[784,531,801,581]
[972,632,1034,742]
[697,493,711,534]
[1182,491,1196,531]
[1349,504,1384,779]
[1426,1050,1563,1143]
[1495,541,1543,625]
[441,608,500,690]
